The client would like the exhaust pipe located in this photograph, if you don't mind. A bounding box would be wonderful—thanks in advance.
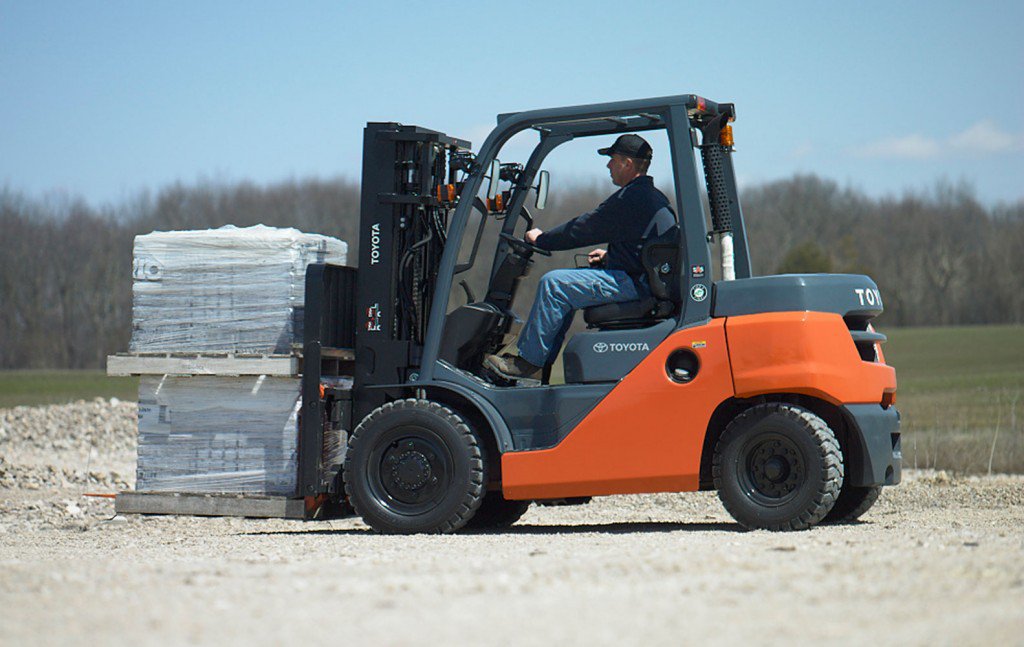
[700,118,736,281]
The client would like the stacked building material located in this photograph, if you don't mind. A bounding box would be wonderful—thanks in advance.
[136,375,301,495]
[130,224,347,354]
[127,225,348,496]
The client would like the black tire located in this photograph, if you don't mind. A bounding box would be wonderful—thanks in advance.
[463,491,531,530]
[713,403,843,531]
[823,484,882,523]
[343,399,485,534]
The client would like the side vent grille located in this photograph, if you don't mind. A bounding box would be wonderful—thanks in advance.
[844,316,885,362]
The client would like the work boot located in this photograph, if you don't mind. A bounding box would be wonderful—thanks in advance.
[484,354,542,381]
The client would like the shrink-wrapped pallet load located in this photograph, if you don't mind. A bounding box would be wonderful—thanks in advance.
[125,225,349,496]
[136,375,301,495]
[130,224,347,354]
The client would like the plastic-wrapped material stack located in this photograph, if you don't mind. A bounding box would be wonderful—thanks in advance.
[130,225,347,354]
[128,225,350,496]
[136,375,301,495]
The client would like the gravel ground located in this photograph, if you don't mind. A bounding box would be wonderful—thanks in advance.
[1,399,1022,646]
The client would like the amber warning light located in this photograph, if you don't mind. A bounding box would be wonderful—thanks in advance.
[436,184,456,203]
[721,125,734,147]
[487,192,505,212]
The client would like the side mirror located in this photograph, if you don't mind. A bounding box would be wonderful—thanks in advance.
[535,170,550,210]
[486,159,501,200]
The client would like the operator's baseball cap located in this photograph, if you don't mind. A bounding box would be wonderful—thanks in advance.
[598,134,653,160]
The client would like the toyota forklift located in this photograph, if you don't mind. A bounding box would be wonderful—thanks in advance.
[300,94,901,533]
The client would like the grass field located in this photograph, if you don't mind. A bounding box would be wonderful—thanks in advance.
[0,370,138,409]
[882,324,1024,474]
[1,324,1022,473]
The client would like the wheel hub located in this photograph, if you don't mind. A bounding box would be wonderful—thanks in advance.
[376,434,447,507]
[392,451,431,490]
[745,437,804,501]
[763,456,787,481]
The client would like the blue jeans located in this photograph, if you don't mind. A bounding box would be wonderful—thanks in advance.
[516,268,647,366]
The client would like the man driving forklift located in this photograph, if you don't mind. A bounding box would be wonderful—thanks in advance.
[484,133,673,381]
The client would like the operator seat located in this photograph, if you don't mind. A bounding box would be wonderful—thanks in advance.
[583,209,681,330]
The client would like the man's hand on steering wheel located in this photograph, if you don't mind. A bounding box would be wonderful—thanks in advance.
[525,228,542,244]
[500,231,551,256]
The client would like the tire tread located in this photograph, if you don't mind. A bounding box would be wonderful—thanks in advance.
[712,403,843,531]
[343,399,486,534]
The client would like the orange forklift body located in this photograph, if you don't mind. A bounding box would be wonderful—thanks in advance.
[501,312,896,500]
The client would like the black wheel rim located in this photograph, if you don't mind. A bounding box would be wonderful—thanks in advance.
[737,432,806,507]
[365,425,454,516]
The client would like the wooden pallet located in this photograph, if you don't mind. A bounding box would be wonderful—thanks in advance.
[107,353,297,376]
[106,348,354,377]
[115,491,308,519]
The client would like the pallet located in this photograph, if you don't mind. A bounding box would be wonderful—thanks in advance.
[115,491,308,519]
[106,352,298,376]
[106,348,354,377]
[318,347,356,361]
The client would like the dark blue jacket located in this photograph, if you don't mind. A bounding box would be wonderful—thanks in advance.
[534,175,671,277]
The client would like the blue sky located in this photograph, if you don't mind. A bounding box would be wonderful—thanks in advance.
[2,1,1021,207]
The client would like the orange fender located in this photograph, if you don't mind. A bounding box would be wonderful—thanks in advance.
[725,311,896,405]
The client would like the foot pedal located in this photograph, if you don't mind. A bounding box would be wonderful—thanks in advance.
[479,366,516,387]
[479,366,541,388]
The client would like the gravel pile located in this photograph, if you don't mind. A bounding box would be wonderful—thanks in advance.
[0,398,137,493]
[0,493,130,532]
[0,397,137,456]
[0,457,132,491]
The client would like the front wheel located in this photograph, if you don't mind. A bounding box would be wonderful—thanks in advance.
[343,399,485,534]
[713,403,843,531]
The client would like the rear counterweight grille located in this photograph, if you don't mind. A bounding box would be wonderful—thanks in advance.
[845,319,886,362]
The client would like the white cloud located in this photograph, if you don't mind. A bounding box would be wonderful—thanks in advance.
[853,120,1024,160]
[949,120,1024,154]
[854,134,942,159]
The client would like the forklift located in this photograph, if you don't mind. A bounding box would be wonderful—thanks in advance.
[299,94,901,533]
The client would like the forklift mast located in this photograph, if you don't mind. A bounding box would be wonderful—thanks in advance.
[353,123,472,419]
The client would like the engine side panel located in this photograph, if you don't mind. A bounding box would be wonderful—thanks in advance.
[726,311,896,405]
[501,320,734,500]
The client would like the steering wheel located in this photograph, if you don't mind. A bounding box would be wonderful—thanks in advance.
[499,232,552,257]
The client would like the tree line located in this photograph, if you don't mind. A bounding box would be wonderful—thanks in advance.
[1,175,1021,369]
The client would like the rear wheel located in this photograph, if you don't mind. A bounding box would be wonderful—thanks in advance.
[823,484,882,523]
[463,491,531,529]
[713,403,843,531]
[343,399,485,534]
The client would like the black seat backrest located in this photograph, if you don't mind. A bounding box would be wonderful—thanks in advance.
[582,207,682,330]
[641,207,681,303]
